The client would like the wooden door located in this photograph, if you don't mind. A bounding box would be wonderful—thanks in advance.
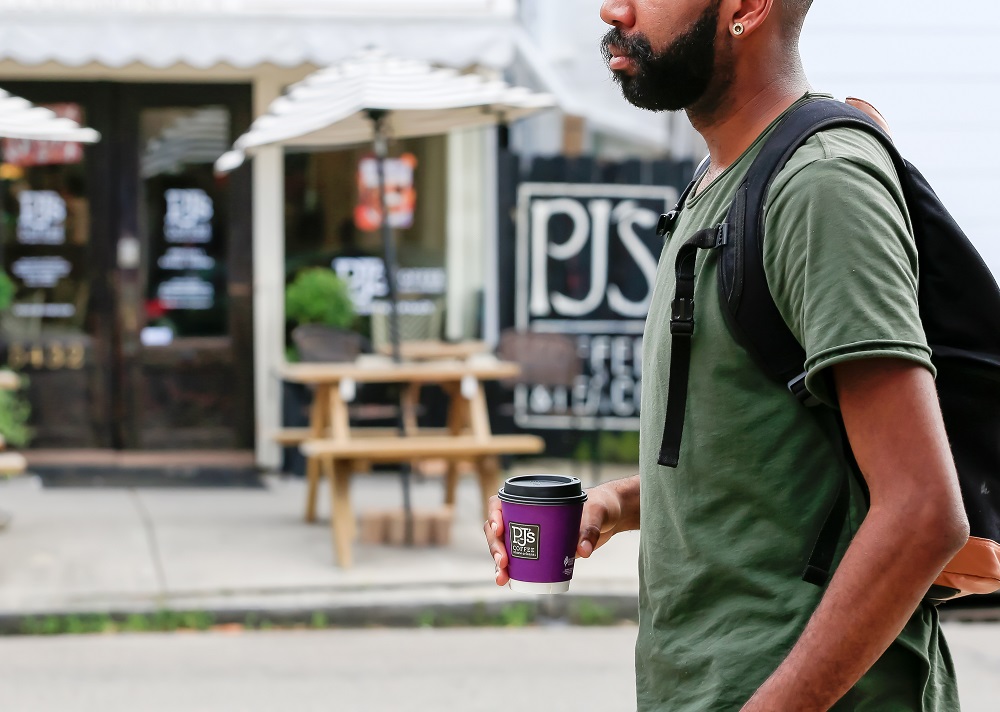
[0,81,254,451]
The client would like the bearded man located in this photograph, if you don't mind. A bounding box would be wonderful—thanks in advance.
[485,1,970,710]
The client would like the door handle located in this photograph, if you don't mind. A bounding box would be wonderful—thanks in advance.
[117,236,140,269]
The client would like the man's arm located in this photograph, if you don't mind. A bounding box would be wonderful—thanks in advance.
[742,359,969,712]
[485,475,640,586]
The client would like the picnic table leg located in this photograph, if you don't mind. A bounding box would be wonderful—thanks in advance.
[444,465,459,507]
[477,455,500,522]
[469,383,498,519]
[467,383,491,440]
[402,383,423,475]
[304,385,329,523]
[328,457,355,568]
[305,457,322,523]
[443,384,467,507]
[401,383,421,435]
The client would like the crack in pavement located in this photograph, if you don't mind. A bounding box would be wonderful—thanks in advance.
[129,489,168,603]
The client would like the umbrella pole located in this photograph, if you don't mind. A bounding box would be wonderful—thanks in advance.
[370,111,403,364]
[369,109,413,546]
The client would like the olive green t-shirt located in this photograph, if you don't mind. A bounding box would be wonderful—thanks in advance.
[636,95,960,711]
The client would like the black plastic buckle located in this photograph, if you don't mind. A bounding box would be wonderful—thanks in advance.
[715,223,729,247]
[670,297,695,335]
[787,371,821,407]
[688,223,729,250]
[657,210,679,237]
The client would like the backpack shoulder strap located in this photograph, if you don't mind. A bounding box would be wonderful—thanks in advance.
[719,97,899,399]
[723,98,903,586]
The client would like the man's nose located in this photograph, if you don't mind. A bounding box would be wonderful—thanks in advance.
[600,0,635,29]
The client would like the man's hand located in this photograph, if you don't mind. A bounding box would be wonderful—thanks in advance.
[484,476,640,586]
[742,359,968,711]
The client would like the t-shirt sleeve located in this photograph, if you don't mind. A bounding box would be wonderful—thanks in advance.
[762,139,933,407]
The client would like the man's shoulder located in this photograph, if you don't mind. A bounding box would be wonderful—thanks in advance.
[768,125,902,204]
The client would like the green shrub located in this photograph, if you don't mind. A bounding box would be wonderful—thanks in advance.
[0,270,14,312]
[179,611,213,631]
[0,381,32,448]
[498,603,534,628]
[572,599,616,626]
[285,268,355,329]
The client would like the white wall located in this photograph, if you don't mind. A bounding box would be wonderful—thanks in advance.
[516,0,999,277]
[800,2,1000,278]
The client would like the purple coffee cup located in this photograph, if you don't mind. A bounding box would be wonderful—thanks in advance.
[498,474,588,594]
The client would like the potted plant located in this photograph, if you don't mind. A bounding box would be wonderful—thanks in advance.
[285,267,356,332]
[0,268,31,472]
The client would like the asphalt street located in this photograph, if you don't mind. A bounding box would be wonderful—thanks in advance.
[0,626,636,712]
[0,622,996,711]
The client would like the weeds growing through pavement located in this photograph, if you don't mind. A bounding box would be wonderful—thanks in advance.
[7,599,629,637]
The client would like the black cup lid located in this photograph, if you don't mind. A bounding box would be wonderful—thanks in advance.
[498,474,587,505]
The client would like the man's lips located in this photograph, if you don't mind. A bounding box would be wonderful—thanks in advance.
[606,44,636,72]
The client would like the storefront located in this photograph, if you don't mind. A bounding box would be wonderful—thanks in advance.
[0,1,528,469]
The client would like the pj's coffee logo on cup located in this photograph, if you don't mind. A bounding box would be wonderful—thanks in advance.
[508,522,540,560]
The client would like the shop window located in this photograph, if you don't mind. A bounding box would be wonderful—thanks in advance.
[283,136,447,340]
[0,103,93,349]
[140,106,231,341]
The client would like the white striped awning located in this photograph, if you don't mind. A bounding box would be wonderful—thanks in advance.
[0,2,518,70]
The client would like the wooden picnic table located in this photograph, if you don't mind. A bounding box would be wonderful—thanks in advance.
[277,356,544,566]
[375,339,490,361]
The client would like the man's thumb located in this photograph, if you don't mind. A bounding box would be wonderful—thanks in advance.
[577,524,602,558]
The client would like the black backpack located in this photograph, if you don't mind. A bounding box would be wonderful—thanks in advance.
[655,98,1000,602]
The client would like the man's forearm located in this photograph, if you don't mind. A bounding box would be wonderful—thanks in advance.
[742,499,964,711]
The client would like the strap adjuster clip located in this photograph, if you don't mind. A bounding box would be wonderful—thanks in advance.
[689,223,730,250]
[670,297,695,335]
[715,223,729,247]
[657,210,679,237]
[787,371,821,407]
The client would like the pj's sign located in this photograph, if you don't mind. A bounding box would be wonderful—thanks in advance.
[514,183,677,431]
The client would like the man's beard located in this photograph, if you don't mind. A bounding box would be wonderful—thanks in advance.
[601,0,724,112]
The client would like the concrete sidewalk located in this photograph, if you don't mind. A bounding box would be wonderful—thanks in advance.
[0,460,640,620]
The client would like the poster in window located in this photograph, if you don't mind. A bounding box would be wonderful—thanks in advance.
[354,153,417,231]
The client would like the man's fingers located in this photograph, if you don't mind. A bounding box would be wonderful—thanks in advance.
[494,565,510,586]
[483,517,508,570]
[486,496,504,535]
[484,494,510,586]
[577,523,603,558]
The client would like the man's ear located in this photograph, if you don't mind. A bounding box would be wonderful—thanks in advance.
[727,0,775,36]
[846,97,893,136]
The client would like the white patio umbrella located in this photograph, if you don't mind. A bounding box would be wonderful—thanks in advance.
[0,89,101,143]
[215,49,554,173]
[216,50,555,543]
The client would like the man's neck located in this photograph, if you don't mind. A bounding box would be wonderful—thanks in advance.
[688,63,810,178]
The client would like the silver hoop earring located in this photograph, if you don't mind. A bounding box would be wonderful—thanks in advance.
[732,22,745,36]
